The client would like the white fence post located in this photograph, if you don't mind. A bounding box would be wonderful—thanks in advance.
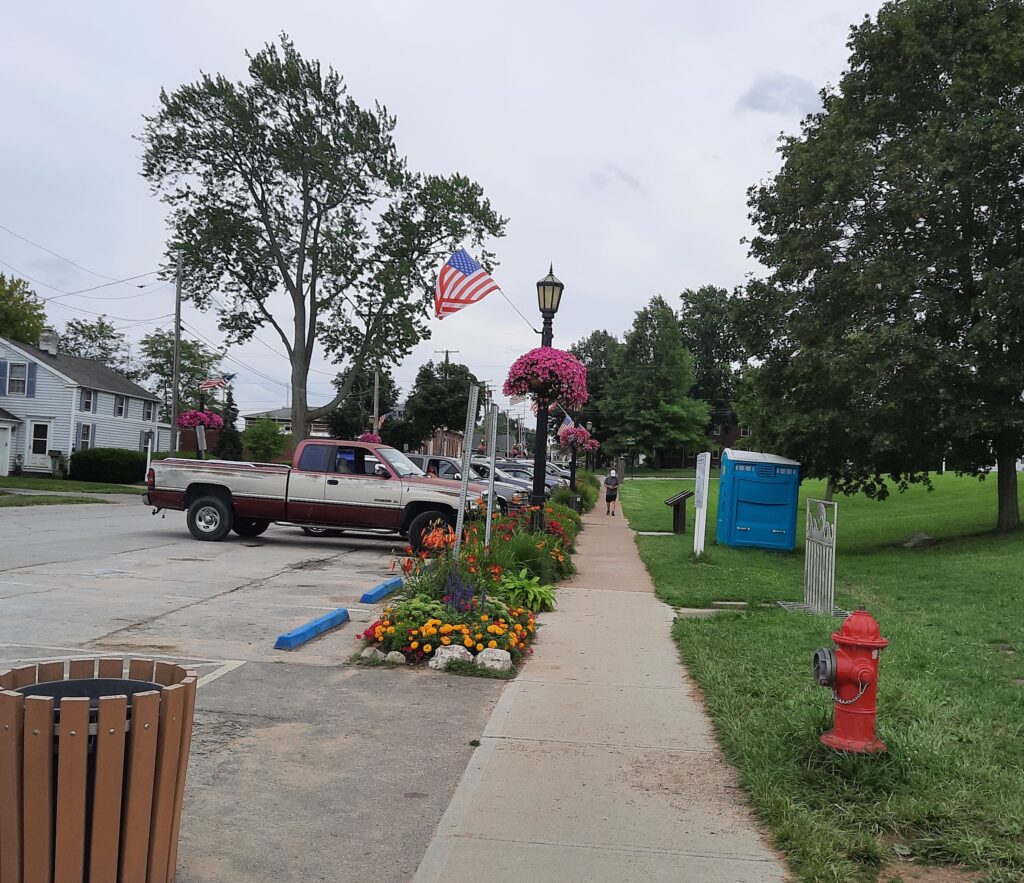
[779,498,842,616]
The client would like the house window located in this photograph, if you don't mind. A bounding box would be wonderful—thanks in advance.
[79,424,92,451]
[143,401,155,422]
[7,363,27,396]
[740,425,751,438]
[712,424,722,437]
[711,449,721,461]
[80,389,94,411]
[114,395,127,417]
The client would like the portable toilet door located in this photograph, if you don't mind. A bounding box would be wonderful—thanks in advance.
[717,449,801,551]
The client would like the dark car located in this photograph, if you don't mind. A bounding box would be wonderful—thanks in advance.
[406,454,527,513]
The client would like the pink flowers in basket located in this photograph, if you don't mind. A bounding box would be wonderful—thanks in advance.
[504,347,588,409]
[358,432,382,443]
[177,409,224,429]
[558,425,592,449]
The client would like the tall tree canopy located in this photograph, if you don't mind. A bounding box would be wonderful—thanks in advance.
[569,329,621,441]
[600,296,708,465]
[403,359,480,439]
[325,368,398,439]
[61,317,133,377]
[678,285,741,422]
[737,0,1024,530]
[0,274,46,345]
[141,35,505,442]
[136,329,222,421]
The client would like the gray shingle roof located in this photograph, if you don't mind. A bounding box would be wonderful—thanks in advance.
[243,408,291,420]
[0,407,21,422]
[1,337,160,401]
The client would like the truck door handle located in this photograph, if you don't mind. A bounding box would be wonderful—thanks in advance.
[327,479,339,486]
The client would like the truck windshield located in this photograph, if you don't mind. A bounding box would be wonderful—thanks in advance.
[378,447,424,477]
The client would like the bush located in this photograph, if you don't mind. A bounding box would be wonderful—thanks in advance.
[151,451,195,461]
[551,482,598,514]
[242,418,286,462]
[70,447,148,484]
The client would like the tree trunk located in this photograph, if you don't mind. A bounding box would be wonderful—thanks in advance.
[995,431,1020,532]
[824,477,835,502]
[291,359,309,444]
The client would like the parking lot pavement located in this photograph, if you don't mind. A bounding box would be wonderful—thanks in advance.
[0,503,504,882]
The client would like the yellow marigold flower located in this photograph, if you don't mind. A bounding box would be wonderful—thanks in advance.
[464,637,474,647]
[423,644,432,653]
[476,643,484,651]
[441,636,451,645]
[381,620,391,627]
[475,632,483,640]
[480,614,489,621]
[410,641,419,649]
[440,624,453,635]
[488,640,498,649]
[411,629,419,636]
[387,626,395,635]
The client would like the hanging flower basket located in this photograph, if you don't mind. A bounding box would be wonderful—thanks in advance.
[504,347,589,409]
[177,409,224,430]
[558,425,591,450]
[584,438,600,453]
[358,432,382,443]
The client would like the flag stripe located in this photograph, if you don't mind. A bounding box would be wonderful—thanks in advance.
[435,249,500,319]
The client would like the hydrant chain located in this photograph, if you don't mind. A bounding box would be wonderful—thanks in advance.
[831,678,868,706]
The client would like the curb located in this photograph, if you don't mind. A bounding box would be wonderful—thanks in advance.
[274,608,350,651]
[359,575,403,604]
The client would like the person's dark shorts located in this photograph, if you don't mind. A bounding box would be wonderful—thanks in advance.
[605,491,617,502]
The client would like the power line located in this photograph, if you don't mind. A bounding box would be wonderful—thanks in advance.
[0,222,148,283]
[0,256,160,302]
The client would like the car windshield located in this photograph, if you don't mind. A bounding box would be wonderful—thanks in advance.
[469,464,486,479]
[377,447,424,477]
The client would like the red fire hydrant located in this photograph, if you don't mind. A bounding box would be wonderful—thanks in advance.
[812,606,889,753]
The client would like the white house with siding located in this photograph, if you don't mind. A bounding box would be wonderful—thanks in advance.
[0,331,165,476]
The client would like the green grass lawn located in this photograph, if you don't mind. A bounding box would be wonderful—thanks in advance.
[0,476,146,495]
[621,474,1024,882]
[0,492,110,507]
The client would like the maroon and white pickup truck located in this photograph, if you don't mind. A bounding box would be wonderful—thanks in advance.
[145,438,487,549]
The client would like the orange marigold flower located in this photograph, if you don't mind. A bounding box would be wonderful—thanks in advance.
[423,644,432,653]
[488,640,498,649]
[476,643,484,651]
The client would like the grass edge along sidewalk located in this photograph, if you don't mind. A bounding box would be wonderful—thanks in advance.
[620,475,1024,883]
[0,491,110,507]
[0,476,146,495]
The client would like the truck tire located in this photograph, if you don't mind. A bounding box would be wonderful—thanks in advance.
[233,518,270,538]
[301,527,344,538]
[187,496,234,541]
[408,510,454,553]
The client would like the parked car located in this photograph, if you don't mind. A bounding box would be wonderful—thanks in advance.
[145,439,487,550]
[405,454,527,513]
[493,462,566,492]
[470,459,544,496]
[509,458,571,480]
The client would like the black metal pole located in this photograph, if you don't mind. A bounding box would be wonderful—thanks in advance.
[569,445,578,492]
[531,313,554,525]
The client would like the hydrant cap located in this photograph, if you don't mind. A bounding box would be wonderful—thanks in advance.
[832,607,889,649]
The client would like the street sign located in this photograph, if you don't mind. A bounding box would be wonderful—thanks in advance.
[693,452,711,556]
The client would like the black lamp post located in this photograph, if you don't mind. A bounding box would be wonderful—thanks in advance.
[586,421,594,470]
[531,265,563,516]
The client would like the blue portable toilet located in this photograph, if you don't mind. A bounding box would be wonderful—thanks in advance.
[716,449,801,551]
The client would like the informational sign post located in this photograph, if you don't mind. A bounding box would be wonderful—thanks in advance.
[693,451,711,556]
[195,424,207,460]
[453,383,480,558]
[484,403,499,546]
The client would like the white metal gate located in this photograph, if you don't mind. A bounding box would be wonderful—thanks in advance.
[778,498,845,616]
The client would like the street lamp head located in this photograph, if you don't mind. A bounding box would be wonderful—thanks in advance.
[536,264,564,316]
[586,421,593,432]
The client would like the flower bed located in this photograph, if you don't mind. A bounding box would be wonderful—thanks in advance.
[356,502,583,671]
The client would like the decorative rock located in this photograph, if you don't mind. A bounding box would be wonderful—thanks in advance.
[385,651,407,665]
[360,647,386,662]
[903,532,936,549]
[474,648,513,672]
[428,644,473,671]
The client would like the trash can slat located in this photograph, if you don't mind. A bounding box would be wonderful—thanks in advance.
[54,698,90,883]
[89,696,128,883]
[165,676,197,878]
[36,662,64,684]
[0,690,26,883]
[22,696,55,883]
[11,666,36,689]
[153,662,176,688]
[146,685,185,883]
[68,660,94,680]
[98,659,124,679]
[118,690,160,883]
[128,660,155,683]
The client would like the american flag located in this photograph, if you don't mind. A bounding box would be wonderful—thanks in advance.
[560,414,573,431]
[435,249,500,319]
[509,394,526,406]
[198,375,232,391]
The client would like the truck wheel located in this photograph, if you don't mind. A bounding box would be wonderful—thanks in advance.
[408,510,454,553]
[233,518,270,538]
[301,527,344,538]
[187,496,234,541]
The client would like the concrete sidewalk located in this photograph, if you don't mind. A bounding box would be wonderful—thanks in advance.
[412,506,787,882]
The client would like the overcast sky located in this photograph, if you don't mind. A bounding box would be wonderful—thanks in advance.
[1,1,881,419]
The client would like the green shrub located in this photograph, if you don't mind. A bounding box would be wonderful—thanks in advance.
[242,418,286,462]
[70,447,147,484]
[151,451,195,460]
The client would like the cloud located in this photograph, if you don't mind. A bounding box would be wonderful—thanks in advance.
[736,72,821,116]
[589,163,648,194]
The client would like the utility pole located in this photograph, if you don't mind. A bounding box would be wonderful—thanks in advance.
[169,252,182,453]
[434,349,459,380]
[372,370,380,433]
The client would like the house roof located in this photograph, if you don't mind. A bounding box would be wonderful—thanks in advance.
[1,337,160,401]
[0,407,21,423]
[723,448,800,466]
[243,408,292,421]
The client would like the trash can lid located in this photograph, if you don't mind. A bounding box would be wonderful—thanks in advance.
[16,677,161,710]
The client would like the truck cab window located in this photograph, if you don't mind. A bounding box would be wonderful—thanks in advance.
[297,444,333,472]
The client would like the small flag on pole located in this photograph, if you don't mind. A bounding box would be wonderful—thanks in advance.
[198,376,231,391]
[560,414,573,431]
[509,394,526,406]
[435,249,500,319]
[376,411,393,431]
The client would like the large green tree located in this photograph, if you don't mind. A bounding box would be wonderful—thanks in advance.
[141,35,505,442]
[214,387,244,460]
[569,329,621,442]
[403,359,480,439]
[600,296,708,466]
[325,368,398,439]
[61,317,133,376]
[0,274,46,345]
[678,285,741,423]
[739,0,1024,530]
[135,329,222,421]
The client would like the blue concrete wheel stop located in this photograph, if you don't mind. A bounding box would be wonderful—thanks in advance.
[359,576,402,604]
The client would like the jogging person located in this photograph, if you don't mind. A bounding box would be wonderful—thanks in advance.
[603,469,621,516]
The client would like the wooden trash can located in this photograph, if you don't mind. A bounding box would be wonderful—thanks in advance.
[0,658,197,883]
